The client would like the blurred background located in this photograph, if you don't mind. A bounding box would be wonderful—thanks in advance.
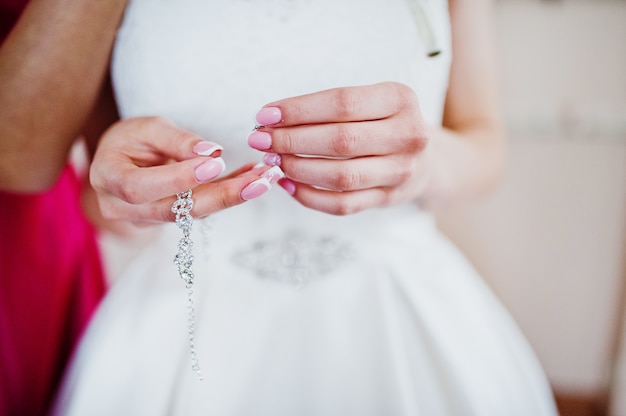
[436,0,626,415]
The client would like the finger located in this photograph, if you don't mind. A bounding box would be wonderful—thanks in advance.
[219,162,258,179]
[287,182,389,216]
[255,82,419,127]
[98,168,275,223]
[102,116,223,162]
[186,166,282,218]
[255,115,426,157]
[91,156,227,205]
[280,154,412,191]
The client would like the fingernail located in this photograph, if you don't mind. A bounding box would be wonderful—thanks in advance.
[263,152,282,167]
[255,107,282,126]
[194,157,226,182]
[261,166,285,185]
[278,178,296,196]
[247,131,272,150]
[193,141,223,156]
[241,178,271,201]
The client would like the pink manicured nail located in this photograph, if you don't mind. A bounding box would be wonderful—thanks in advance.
[263,152,282,167]
[278,178,296,195]
[255,107,282,126]
[241,178,271,201]
[193,141,223,156]
[247,131,272,150]
[261,166,285,185]
[194,157,225,182]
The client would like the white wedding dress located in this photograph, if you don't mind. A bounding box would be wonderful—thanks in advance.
[55,0,557,415]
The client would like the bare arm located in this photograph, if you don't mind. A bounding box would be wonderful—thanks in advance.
[0,0,127,192]
[421,0,506,208]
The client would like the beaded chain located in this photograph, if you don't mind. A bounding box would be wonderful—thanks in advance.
[171,189,203,380]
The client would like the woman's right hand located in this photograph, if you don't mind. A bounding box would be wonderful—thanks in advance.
[90,116,282,224]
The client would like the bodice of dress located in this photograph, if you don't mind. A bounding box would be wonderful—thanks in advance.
[112,0,451,165]
[111,0,452,284]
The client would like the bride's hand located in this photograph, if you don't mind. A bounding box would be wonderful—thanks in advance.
[91,116,280,223]
[249,82,432,215]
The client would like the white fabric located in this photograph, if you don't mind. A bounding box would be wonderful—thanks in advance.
[55,0,558,415]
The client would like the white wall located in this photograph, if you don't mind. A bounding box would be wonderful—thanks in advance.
[436,0,626,410]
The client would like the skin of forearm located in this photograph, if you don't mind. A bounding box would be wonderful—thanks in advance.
[417,121,507,209]
[0,0,127,192]
[416,0,505,209]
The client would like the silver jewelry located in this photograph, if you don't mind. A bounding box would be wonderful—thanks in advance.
[172,189,203,379]
[172,190,194,284]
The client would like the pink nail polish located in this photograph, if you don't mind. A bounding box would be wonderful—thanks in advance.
[193,141,223,156]
[247,131,272,150]
[241,178,271,201]
[261,166,285,185]
[194,157,226,182]
[263,152,282,167]
[278,178,296,195]
[255,107,282,126]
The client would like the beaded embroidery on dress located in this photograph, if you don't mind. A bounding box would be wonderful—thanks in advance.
[55,0,558,415]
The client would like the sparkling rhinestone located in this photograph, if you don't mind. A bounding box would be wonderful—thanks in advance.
[178,238,193,252]
[180,269,194,284]
[263,152,282,167]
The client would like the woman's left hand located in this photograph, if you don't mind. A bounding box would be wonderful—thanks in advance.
[248,82,433,215]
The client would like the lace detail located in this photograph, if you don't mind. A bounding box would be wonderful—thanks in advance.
[233,230,354,286]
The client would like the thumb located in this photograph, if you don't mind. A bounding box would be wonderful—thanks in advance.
[129,116,223,161]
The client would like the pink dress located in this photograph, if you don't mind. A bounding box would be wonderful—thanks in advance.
[0,157,106,415]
